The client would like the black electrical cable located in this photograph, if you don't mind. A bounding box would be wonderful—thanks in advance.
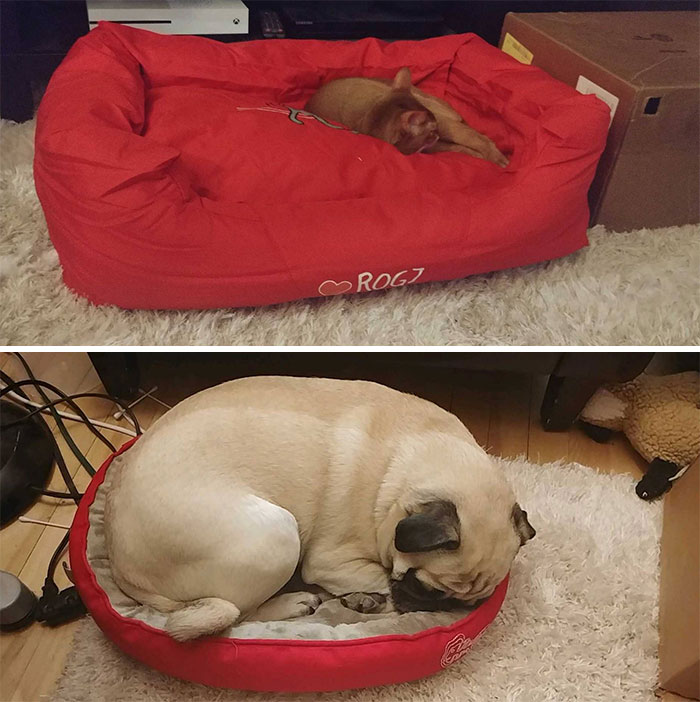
[4,357,90,608]
[1,379,142,437]
[0,392,139,444]
[1,383,107,465]
[0,379,144,460]
[1,374,82,502]
[0,360,140,501]
[0,357,136,628]
[10,352,142,459]
[30,486,82,500]
[0,369,30,400]
[47,531,70,580]
[38,447,81,601]
[44,427,83,503]
[3,356,142,436]
[2,378,127,451]
[0,386,117,453]
[38,530,70,604]
[9,354,100,477]
[0,377,143,436]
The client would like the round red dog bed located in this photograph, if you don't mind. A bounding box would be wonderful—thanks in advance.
[70,439,508,692]
[35,23,608,310]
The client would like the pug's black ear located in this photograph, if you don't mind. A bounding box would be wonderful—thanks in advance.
[512,503,536,545]
[395,500,460,553]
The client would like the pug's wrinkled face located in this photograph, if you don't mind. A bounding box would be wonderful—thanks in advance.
[389,499,535,613]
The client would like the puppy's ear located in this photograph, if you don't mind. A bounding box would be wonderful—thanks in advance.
[512,504,536,545]
[392,67,412,91]
[399,110,430,136]
[395,500,460,553]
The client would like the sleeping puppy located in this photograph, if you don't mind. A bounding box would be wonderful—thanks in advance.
[104,376,534,641]
[305,67,509,166]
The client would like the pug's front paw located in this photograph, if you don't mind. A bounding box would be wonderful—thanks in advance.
[340,592,388,614]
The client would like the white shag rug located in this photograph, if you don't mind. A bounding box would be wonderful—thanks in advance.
[52,456,662,702]
[2,119,698,346]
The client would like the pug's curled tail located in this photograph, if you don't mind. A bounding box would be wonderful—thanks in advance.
[127,587,241,641]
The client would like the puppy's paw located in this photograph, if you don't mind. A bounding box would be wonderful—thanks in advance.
[252,591,322,621]
[493,150,510,168]
[340,592,387,614]
[485,141,509,168]
[279,591,322,618]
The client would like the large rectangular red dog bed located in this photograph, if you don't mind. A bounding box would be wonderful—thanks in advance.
[34,23,609,310]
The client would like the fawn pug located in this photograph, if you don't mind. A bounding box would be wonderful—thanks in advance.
[305,67,509,166]
[105,376,534,641]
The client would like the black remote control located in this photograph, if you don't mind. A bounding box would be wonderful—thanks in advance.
[261,11,285,39]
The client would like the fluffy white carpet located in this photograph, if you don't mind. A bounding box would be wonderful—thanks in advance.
[52,457,662,702]
[2,119,698,345]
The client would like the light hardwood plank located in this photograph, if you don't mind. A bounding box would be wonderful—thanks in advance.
[567,422,647,479]
[450,371,491,449]
[486,372,531,459]
[660,691,697,702]
[0,353,94,403]
[0,352,12,372]
[527,374,570,466]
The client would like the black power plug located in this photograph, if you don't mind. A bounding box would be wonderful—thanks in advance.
[36,584,86,627]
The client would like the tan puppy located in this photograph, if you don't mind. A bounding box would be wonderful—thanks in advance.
[305,67,509,166]
[105,377,534,641]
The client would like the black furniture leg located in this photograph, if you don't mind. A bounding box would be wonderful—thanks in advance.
[541,375,603,432]
[89,353,140,400]
[1,55,34,122]
[579,421,614,443]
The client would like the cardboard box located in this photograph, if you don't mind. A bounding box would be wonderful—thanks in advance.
[499,12,700,232]
[658,457,700,700]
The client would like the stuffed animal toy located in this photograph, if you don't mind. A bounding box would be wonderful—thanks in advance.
[579,371,700,500]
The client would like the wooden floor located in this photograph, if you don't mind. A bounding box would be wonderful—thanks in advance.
[0,352,650,701]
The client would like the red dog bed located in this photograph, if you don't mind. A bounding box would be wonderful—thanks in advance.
[35,23,608,310]
[70,439,508,692]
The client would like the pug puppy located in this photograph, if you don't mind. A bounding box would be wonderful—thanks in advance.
[105,376,534,641]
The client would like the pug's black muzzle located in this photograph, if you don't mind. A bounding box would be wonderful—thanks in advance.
[390,569,465,614]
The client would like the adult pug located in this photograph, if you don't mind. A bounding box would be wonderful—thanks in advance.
[105,376,535,641]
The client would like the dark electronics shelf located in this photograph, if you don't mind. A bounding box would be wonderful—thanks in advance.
[2,1,697,121]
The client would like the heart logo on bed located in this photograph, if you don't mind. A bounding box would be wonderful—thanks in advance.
[440,633,477,668]
[318,279,353,296]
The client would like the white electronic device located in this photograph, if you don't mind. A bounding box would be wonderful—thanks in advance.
[87,0,249,36]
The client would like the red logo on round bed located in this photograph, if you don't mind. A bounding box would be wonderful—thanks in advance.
[440,633,478,668]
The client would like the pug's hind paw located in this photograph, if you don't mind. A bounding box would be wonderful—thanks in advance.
[340,592,387,614]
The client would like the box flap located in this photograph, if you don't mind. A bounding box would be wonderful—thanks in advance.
[509,12,699,89]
